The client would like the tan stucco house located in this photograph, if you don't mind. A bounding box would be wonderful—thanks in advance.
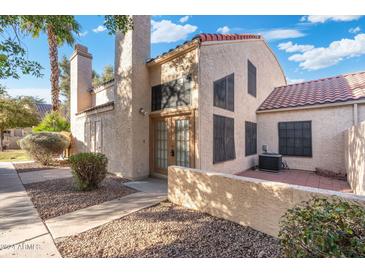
[70,15,365,181]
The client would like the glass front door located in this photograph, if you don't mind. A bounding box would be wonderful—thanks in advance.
[151,114,194,175]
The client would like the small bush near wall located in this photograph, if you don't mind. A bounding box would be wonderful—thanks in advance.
[279,197,365,257]
[19,132,70,165]
[69,152,108,191]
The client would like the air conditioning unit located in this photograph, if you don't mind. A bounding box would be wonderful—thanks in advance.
[259,153,282,172]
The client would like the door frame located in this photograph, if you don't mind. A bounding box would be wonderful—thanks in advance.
[149,108,196,176]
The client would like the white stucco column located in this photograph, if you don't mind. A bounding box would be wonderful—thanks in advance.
[113,15,151,179]
[70,44,92,116]
[69,44,93,154]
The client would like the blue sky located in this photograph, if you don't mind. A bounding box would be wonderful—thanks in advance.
[3,15,365,103]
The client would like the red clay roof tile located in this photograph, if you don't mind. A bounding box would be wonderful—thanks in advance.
[258,71,365,111]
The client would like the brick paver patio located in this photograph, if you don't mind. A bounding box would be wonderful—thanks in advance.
[237,169,352,193]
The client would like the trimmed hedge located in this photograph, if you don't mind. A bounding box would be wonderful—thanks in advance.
[69,152,108,191]
[19,132,70,165]
[279,197,365,257]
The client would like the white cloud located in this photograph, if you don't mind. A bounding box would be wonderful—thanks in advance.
[287,78,305,84]
[278,41,314,53]
[217,26,230,34]
[179,16,190,23]
[349,26,361,34]
[7,88,51,103]
[79,31,88,37]
[92,25,107,33]
[302,15,362,24]
[261,29,305,41]
[151,20,198,43]
[286,33,365,70]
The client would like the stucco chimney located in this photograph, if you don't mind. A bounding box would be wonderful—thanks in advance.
[113,15,151,179]
[70,44,92,116]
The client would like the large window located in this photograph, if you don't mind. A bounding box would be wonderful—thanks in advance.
[213,73,234,111]
[213,115,236,163]
[247,59,256,97]
[245,121,257,156]
[151,75,192,111]
[278,121,312,157]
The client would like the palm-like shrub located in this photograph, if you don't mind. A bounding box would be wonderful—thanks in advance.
[69,152,108,191]
[279,197,365,257]
[33,111,70,132]
[19,132,70,165]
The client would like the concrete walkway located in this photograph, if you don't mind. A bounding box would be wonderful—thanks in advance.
[0,162,60,258]
[46,177,167,240]
[18,168,72,185]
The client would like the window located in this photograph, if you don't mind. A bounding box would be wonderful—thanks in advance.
[151,75,192,111]
[213,73,234,111]
[247,60,256,97]
[245,121,257,156]
[278,121,312,157]
[213,115,236,163]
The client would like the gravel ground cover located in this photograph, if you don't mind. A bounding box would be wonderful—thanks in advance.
[24,176,135,220]
[57,201,281,258]
[14,161,69,173]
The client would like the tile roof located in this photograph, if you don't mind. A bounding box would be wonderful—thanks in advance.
[196,33,261,42]
[147,33,261,63]
[35,103,52,119]
[258,71,365,111]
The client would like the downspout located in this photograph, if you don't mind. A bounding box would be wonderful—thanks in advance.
[353,103,358,126]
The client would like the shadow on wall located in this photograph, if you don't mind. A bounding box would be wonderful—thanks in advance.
[168,166,365,238]
[345,121,365,195]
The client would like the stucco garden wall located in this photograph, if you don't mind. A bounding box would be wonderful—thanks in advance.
[168,166,365,237]
[198,40,286,174]
[257,104,364,173]
[345,121,365,195]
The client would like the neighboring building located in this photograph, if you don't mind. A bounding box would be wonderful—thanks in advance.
[70,15,365,180]
[3,103,52,149]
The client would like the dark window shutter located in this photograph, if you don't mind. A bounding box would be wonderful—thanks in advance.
[213,115,235,163]
[227,74,234,111]
[278,121,312,157]
[245,121,257,156]
[151,75,191,111]
[248,60,257,97]
[151,85,162,111]
[225,117,235,160]
[213,73,234,111]
[214,78,226,109]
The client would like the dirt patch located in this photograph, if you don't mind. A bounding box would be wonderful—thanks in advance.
[14,160,69,173]
[24,176,135,220]
[56,201,281,258]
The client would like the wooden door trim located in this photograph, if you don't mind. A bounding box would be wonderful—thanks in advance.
[149,109,196,176]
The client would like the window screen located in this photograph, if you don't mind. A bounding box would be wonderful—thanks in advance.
[247,60,256,97]
[245,121,257,156]
[278,121,312,157]
[151,75,192,111]
[213,115,236,163]
[213,73,234,111]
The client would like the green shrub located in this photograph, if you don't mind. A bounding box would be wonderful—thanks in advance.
[69,152,108,191]
[279,197,365,257]
[33,111,70,132]
[19,132,70,165]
